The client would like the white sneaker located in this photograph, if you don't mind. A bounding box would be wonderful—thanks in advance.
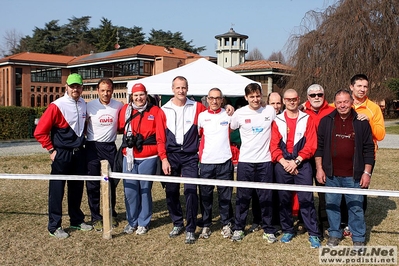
[49,227,69,239]
[221,224,233,238]
[123,224,137,234]
[136,226,148,235]
[199,227,211,239]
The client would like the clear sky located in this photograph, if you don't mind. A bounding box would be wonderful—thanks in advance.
[0,0,337,58]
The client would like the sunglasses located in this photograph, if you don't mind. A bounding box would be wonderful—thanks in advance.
[284,97,298,103]
[308,93,324,98]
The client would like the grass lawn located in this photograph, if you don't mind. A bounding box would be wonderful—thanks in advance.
[385,125,399,134]
[0,149,398,266]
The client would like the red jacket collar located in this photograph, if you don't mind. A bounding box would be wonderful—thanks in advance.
[207,107,222,114]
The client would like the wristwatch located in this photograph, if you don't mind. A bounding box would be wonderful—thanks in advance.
[294,159,301,166]
[363,171,372,177]
[48,148,55,154]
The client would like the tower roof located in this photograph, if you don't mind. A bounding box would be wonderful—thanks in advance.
[215,28,248,39]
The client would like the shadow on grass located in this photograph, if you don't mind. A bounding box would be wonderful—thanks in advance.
[366,196,397,239]
[0,211,47,216]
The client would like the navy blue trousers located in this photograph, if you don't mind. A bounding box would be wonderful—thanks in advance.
[251,169,280,226]
[274,161,320,237]
[233,162,276,234]
[48,148,86,233]
[86,141,120,221]
[164,152,199,233]
[199,160,234,227]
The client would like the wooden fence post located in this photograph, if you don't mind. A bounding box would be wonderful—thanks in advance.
[100,160,112,240]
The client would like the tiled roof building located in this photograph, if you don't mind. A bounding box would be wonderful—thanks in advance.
[0,30,292,107]
[0,44,201,107]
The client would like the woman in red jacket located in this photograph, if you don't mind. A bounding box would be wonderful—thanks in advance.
[118,83,162,235]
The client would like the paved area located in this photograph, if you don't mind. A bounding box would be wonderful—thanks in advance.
[0,122,398,157]
[0,135,123,157]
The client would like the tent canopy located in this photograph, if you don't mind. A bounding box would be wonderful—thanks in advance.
[126,58,259,96]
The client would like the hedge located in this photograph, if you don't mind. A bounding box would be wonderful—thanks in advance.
[0,106,46,140]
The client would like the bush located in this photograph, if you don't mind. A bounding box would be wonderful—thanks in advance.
[0,106,38,140]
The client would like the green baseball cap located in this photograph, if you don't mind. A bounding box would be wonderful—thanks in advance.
[66,73,83,85]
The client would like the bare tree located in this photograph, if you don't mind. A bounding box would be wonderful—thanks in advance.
[1,29,23,56]
[246,47,264,60]
[267,51,286,64]
[286,0,399,102]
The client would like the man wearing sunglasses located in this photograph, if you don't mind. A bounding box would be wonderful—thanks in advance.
[295,84,335,238]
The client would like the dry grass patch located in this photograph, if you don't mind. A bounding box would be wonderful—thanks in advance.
[0,150,398,266]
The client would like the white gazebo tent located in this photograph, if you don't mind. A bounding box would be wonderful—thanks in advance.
[126,58,259,97]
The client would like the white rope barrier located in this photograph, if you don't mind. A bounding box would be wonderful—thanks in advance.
[0,174,102,181]
[2,172,399,198]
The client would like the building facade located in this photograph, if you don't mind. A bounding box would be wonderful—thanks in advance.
[0,44,201,107]
[0,31,292,108]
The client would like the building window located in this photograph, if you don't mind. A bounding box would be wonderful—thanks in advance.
[76,60,152,79]
[31,67,62,83]
[36,95,41,107]
[16,68,22,86]
[30,95,35,107]
[43,95,48,106]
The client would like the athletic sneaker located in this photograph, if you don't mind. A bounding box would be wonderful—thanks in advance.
[327,236,340,247]
[309,236,321,248]
[49,227,69,239]
[248,223,261,233]
[136,226,148,235]
[199,227,211,239]
[70,222,93,231]
[123,224,137,234]
[263,233,278,243]
[169,226,184,238]
[221,223,233,239]
[353,241,365,253]
[280,233,295,243]
[185,232,196,244]
[231,230,245,242]
[92,220,103,232]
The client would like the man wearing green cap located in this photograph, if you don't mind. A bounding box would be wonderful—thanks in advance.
[34,73,93,239]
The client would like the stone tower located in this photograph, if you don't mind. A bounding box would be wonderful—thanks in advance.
[215,28,248,68]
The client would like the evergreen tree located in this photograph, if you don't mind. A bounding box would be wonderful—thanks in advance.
[94,18,117,52]
[117,26,145,48]
[147,29,205,54]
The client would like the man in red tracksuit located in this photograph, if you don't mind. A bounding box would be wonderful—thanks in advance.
[34,73,92,238]
[270,88,321,248]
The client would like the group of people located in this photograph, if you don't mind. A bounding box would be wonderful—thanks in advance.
[34,72,384,251]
